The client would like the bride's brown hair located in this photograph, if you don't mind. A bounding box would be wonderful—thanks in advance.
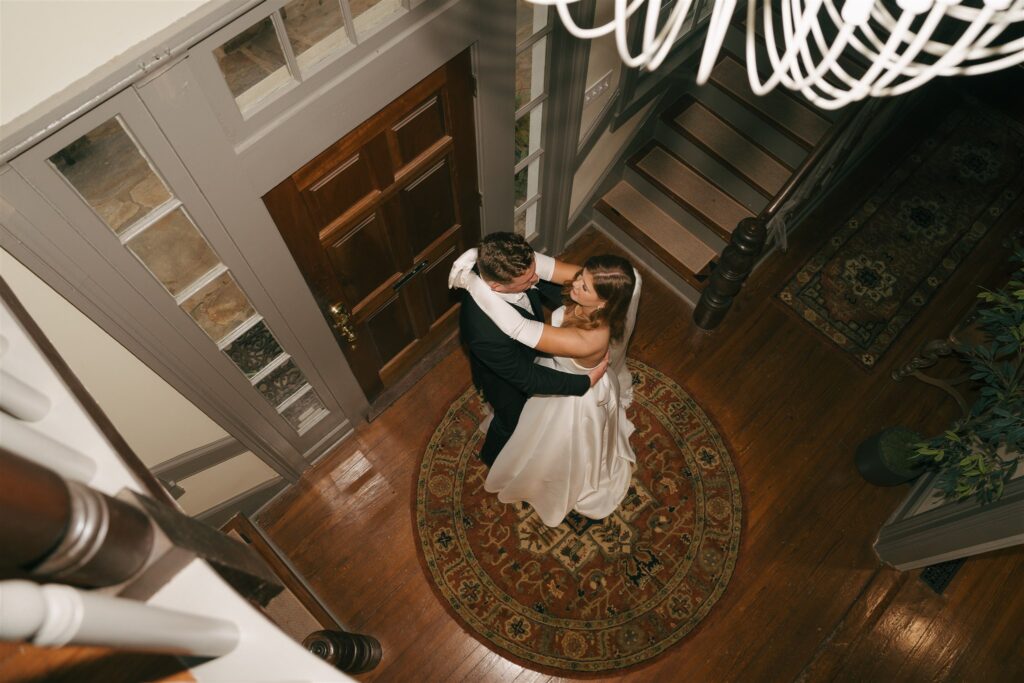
[561,254,636,342]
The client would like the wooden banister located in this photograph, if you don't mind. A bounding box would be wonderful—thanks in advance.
[694,98,877,330]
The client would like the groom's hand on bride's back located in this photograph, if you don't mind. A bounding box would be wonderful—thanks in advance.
[587,352,610,387]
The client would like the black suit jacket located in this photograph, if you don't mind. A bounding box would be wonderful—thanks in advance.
[460,280,590,403]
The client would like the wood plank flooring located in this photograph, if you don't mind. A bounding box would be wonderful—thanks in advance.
[258,103,1024,681]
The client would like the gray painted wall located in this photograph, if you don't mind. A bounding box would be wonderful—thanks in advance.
[0,0,515,491]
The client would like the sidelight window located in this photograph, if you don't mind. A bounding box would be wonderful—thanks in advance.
[514,0,551,240]
[49,116,329,433]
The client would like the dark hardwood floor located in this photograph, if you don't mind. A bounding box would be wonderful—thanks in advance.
[258,103,1024,681]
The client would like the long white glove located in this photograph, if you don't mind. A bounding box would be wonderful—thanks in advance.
[447,248,556,289]
[448,248,478,289]
[533,251,555,280]
[462,273,544,348]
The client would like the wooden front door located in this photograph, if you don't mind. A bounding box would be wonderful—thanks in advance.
[264,50,479,401]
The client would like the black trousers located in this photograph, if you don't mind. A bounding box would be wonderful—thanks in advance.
[478,386,527,468]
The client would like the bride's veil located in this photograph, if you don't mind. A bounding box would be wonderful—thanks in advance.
[609,267,642,408]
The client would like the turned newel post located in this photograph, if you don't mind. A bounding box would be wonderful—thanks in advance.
[303,629,382,674]
[693,217,768,330]
[0,449,154,587]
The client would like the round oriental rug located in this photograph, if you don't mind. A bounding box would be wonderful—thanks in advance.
[415,359,742,673]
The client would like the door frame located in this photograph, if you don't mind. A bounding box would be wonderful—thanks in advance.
[262,49,480,401]
[0,0,516,480]
[138,0,514,413]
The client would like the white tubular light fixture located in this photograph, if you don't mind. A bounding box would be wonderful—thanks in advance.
[529,0,1024,108]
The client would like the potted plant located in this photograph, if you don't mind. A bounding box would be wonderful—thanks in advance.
[855,426,925,486]
[912,248,1024,505]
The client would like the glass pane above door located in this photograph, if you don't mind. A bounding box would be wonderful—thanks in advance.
[49,117,172,235]
[214,16,293,114]
[352,0,405,38]
[281,0,352,73]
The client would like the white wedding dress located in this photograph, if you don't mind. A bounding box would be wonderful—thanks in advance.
[484,271,641,527]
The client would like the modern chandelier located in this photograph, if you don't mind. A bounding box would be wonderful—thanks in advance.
[527,0,1024,109]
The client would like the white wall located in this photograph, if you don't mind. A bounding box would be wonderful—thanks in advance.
[2,247,281,515]
[0,247,229,467]
[177,451,277,515]
[0,0,209,126]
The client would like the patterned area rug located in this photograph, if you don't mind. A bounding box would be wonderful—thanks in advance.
[778,101,1024,369]
[415,359,742,674]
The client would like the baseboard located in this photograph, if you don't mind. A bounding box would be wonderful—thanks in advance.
[152,436,248,482]
[367,328,461,421]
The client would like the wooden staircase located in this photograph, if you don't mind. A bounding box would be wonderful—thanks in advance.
[593,26,849,305]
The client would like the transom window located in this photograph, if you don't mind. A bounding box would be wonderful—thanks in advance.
[213,0,406,118]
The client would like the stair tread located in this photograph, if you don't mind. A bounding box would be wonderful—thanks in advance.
[711,56,831,149]
[601,181,718,276]
[671,99,791,196]
[690,85,808,169]
[633,145,753,237]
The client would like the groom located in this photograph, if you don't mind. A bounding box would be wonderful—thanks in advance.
[456,232,607,467]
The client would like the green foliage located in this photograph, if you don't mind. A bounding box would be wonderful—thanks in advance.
[912,247,1024,505]
[514,93,529,204]
[877,427,923,476]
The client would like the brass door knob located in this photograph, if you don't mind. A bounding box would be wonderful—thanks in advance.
[329,302,357,344]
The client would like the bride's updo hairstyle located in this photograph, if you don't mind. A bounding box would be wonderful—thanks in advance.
[562,254,636,342]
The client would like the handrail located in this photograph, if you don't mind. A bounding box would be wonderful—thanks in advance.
[694,95,882,330]
[762,100,868,223]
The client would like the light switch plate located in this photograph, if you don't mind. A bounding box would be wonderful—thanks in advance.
[584,70,613,106]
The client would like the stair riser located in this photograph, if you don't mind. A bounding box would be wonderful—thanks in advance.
[623,164,730,253]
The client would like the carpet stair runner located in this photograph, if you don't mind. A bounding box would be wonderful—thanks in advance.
[594,23,851,305]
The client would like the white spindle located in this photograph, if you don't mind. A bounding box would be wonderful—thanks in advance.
[0,580,239,658]
[0,413,96,482]
[0,369,51,421]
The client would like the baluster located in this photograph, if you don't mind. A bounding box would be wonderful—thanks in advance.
[0,369,51,421]
[693,217,767,330]
[0,580,239,658]
[0,412,96,482]
[0,450,154,587]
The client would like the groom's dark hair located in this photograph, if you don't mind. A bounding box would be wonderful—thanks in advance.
[478,232,533,284]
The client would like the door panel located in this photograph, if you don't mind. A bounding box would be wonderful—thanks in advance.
[392,96,447,167]
[263,49,478,401]
[401,158,457,256]
[302,153,377,230]
[325,212,399,307]
[365,295,417,363]
[420,244,461,322]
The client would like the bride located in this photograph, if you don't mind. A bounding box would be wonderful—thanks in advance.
[453,254,641,527]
